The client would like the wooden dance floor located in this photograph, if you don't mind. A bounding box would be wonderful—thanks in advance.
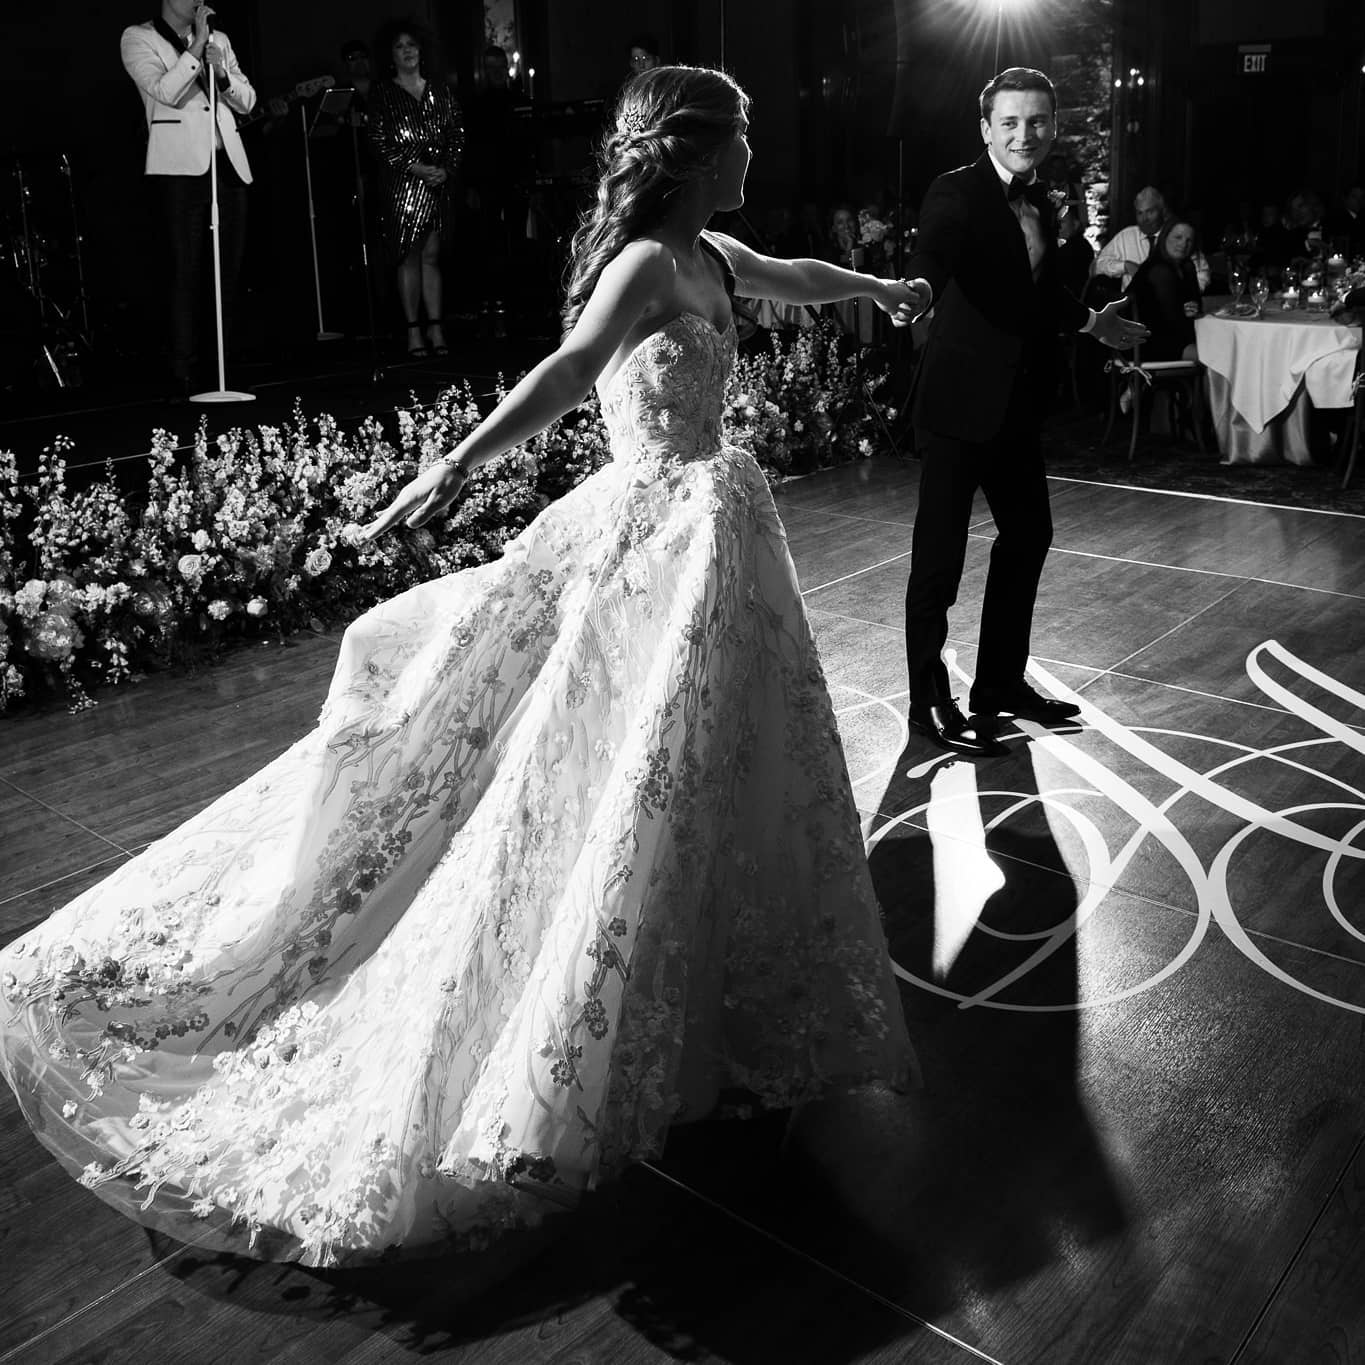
[2,457,1363,1363]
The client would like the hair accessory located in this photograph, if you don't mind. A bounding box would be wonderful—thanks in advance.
[617,108,651,140]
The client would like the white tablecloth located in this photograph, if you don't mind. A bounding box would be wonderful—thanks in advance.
[1194,305,1360,465]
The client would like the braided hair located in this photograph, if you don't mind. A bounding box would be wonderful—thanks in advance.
[561,66,749,335]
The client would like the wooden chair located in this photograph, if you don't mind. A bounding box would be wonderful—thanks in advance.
[1339,347,1364,490]
[1101,317,1209,461]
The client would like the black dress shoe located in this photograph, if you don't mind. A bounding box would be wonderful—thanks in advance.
[908,698,1007,757]
[970,681,1081,726]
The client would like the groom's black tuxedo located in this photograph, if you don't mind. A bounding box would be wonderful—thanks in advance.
[903,152,1091,706]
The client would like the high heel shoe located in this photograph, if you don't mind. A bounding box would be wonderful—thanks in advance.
[425,323,449,358]
[405,324,429,359]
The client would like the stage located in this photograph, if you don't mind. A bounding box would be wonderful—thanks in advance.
[1,457,1363,1363]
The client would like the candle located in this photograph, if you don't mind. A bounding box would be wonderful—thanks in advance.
[1282,287,1299,308]
[1327,253,1346,272]
[1307,289,1327,311]
[528,66,535,100]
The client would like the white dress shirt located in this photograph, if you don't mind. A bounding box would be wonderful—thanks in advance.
[1094,223,1211,292]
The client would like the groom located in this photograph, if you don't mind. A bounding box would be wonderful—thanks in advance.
[902,67,1146,756]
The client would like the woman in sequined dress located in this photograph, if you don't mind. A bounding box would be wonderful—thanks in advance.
[0,67,928,1268]
[368,19,464,357]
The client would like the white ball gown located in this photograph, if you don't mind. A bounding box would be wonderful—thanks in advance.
[0,299,915,1267]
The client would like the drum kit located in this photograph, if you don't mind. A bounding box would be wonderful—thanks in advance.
[2,151,92,391]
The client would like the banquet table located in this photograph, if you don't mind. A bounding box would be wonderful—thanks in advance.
[1194,302,1361,465]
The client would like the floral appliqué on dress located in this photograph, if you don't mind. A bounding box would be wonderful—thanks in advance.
[0,303,915,1267]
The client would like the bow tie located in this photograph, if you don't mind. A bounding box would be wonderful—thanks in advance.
[1006,176,1047,210]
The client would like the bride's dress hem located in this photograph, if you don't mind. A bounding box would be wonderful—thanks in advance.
[0,308,916,1269]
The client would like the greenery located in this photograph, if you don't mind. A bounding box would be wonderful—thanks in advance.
[0,318,888,713]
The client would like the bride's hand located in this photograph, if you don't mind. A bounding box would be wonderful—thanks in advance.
[359,461,469,540]
[875,277,931,327]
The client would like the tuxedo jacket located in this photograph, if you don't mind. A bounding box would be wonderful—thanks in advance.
[906,153,1088,444]
[120,22,257,183]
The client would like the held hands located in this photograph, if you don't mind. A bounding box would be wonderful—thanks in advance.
[413,164,448,187]
[359,461,469,541]
[1182,301,1200,319]
[875,278,932,328]
[204,42,226,75]
[1091,297,1149,351]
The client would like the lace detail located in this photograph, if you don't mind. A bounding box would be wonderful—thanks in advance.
[0,307,915,1266]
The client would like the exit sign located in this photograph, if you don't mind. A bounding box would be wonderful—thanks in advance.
[1238,44,1271,74]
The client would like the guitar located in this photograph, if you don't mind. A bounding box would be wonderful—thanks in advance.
[238,75,335,128]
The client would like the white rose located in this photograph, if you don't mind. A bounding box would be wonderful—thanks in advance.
[245,597,269,618]
[303,548,332,577]
[177,554,204,579]
[191,530,211,551]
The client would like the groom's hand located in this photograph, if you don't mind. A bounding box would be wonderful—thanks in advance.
[1091,298,1149,351]
[876,277,932,327]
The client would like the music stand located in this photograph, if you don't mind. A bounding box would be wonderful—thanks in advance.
[193,65,254,403]
[301,88,353,342]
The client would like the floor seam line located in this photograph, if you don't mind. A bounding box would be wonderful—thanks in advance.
[1226,1129,1365,1364]
[1101,580,1250,677]
[0,1244,195,1365]
[866,807,1365,969]
[637,1160,1007,1364]
[0,777,136,860]
[1044,473,1365,520]
[0,850,140,910]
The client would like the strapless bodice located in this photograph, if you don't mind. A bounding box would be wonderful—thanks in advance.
[598,311,737,464]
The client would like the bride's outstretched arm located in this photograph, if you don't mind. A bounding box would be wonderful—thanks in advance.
[362,243,675,538]
[703,229,929,322]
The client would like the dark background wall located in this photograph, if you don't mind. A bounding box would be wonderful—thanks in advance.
[0,0,1360,368]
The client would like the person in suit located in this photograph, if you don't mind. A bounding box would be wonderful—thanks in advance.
[901,67,1145,756]
[121,0,256,401]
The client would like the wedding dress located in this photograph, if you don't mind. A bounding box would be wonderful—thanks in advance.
[0,303,915,1267]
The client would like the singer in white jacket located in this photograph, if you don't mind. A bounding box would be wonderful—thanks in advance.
[121,0,257,398]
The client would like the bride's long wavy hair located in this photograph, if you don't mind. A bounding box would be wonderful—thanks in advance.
[561,66,749,335]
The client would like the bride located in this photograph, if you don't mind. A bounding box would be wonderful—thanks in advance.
[0,66,925,1267]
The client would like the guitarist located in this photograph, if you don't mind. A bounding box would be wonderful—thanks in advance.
[121,0,256,401]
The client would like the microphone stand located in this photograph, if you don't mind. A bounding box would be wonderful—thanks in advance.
[300,100,344,342]
[193,39,254,404]
[349,110,383,383]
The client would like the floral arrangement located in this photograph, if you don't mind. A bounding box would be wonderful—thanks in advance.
[726,315,889,478]
[1,323,887,714]
[858,210,890,246]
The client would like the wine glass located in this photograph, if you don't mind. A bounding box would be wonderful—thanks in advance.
[1229,263,1247,314]
[1250,275,1270,317]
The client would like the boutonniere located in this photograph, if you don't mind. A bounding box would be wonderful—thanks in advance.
[1047,187,1069,214]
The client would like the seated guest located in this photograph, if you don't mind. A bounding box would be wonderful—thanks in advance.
[1331,284,1365,326]
[1095,184,1211,293]
[1125,218,1201,361]
[625,32,663,78]
[1250,200,1293,272]
[826,203,859,267]
[1329,183,1365,259]
[1286,189,1328,262]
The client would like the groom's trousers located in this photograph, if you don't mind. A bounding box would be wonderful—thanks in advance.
[903,393,1053,706]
